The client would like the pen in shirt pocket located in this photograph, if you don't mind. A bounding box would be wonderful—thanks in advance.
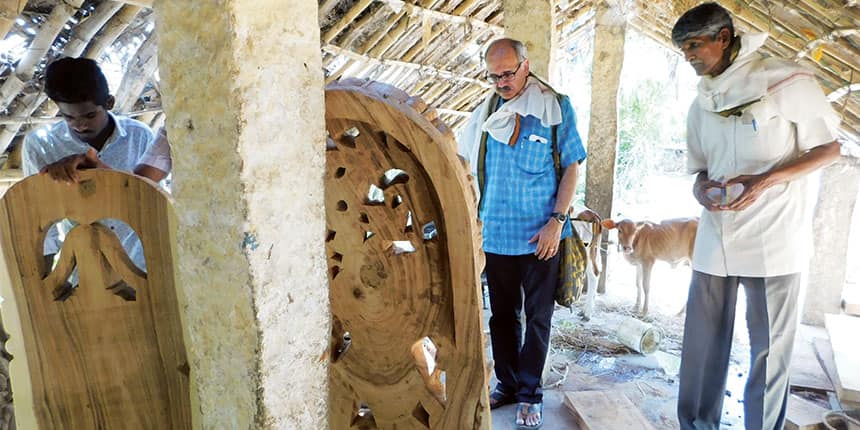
[752,119,757,131]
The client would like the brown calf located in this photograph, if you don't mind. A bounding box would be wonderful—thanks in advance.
[600,217,698,316]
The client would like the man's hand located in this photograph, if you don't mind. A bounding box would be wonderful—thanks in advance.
[39,148,108,183]
[692,174,725,212]
[529,220,563,261]
[722,173,773,211]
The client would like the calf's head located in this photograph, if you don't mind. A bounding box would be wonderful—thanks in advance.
[600,219,641,255]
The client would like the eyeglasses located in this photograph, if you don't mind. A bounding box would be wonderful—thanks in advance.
[485,62,522,84]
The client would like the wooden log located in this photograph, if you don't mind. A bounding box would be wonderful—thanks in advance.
[563,391,656,430]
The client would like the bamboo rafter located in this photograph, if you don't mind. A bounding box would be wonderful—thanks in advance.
[322,43,492,88]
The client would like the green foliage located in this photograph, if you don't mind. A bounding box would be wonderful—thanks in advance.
[616,78,685,204]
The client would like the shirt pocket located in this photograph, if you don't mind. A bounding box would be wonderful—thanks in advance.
[514,135,553,174]
[736,102,779,163]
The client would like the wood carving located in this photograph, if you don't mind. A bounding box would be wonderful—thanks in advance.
[0,170,190,429]
[325,79,490,429]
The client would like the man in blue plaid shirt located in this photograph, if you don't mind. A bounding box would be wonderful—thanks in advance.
[458,38,586,429]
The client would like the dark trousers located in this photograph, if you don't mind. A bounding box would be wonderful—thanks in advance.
[485,252,558,404]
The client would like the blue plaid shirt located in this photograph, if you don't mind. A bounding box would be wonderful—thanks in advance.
[479,95,586,256]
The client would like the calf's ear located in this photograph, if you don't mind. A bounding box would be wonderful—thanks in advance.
[601,219,616,229]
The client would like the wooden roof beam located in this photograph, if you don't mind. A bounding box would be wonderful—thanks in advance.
[796,27,860,61]
[116,0,152,7]
[322,43,492,88]
[377,0,503,33]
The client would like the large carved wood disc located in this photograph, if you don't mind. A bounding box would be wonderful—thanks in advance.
[325,79,490,429]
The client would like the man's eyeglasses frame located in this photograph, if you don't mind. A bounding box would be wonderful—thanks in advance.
[485,62,523,84]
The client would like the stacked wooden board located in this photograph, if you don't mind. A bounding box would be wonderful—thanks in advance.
[824,314,860,407]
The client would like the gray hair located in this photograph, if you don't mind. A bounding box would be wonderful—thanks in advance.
[483,38,528,62]
[671,2,734,46]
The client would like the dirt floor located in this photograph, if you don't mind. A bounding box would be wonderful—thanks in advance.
[486,250,835,429]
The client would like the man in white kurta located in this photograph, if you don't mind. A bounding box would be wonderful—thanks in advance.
[672,4,842,430]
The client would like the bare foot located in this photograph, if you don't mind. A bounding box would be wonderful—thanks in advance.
[515,402,543,428]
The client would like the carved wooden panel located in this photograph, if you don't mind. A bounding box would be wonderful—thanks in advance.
[0,170,190,429]
[325,79,490,430]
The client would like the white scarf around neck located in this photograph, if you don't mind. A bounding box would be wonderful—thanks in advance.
[697,33,770,112]
[480,76,563,143]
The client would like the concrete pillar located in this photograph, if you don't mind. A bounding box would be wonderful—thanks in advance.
[802,156,860,326]
[584,2,625,293]
[503,0,551,77]
[155,1,329,428]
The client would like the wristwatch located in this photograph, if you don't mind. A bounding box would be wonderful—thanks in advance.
[550,212,568,224]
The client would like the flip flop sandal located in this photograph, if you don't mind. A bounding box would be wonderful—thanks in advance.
[515,402,543,430]
[488,388,515,410]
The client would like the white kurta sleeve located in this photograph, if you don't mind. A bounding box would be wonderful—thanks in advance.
[685,103,707,175]
[771,77,840,151]
[137,127,172,173]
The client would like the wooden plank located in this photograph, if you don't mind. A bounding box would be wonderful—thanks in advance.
[563,390,656,430]
[825,314,860,404]
[791,334,834,393]
[785,394,829,430]
[0,170,191,429]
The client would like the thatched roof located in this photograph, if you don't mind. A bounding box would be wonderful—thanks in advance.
[556,0,860,141]
[0,0,858,166]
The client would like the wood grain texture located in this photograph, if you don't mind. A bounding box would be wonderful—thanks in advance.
[0,170,190,429]
[325,78,489,429]
[564,390,655,430]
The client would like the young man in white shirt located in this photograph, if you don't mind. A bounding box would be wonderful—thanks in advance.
[672,4,841,430]
[22,57,169,280]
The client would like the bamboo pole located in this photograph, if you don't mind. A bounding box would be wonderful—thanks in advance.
[0,0,85,110]
[115,31,158,112]
[83,5,142,59]
[339,4,388,49]
[322,0,373,43]
[356,10,407,54]
[322,43,492,88]
[378,0,503,33]
[0,108,163,126]
[0,0,25,42]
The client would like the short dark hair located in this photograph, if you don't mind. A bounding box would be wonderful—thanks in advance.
[671,2,734,46]
[44,57,110,106]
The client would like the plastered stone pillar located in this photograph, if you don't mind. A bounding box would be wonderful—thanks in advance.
[503,0,551,77]
[584,2,625,293]
[802,156,860,326]
[155,0,329,428]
